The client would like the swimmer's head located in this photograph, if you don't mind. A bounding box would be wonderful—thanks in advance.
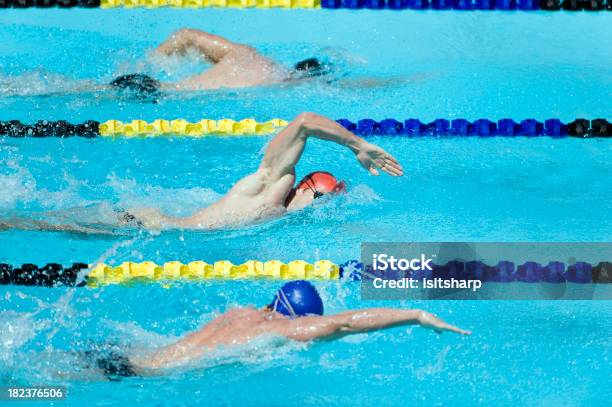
[266,280,324,318]
[284,171,347,211]
[291,58,332,79]
[109,73,161,102]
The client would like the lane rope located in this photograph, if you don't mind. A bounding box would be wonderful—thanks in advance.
[1,0,611,10]
[1,260,610,287]
[1,118,610,138]
[99,118,289,136]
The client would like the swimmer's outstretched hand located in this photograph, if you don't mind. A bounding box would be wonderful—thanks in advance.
[418,311,471,335]
[355,142,403,177]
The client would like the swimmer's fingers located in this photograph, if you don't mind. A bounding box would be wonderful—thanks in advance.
[383,153,403,174]
[419,312,471,335]
[359,143,403,176]
[383,151,401,166]
[437,323,472,336]
[380,158,403,176]
[385,155,403,172]
[376,149,403,176]
[375,158,403,177]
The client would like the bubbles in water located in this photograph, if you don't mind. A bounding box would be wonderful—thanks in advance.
[0,157,96,212]
[0,69,96,97]
[106,174,222,216]
[175,334,309,376]
[0,159,37,209]
[414,345,450,380]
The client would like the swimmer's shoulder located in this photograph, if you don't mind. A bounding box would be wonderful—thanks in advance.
[227,171,271,196]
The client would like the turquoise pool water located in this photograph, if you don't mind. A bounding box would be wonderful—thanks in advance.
[1,8,611,406]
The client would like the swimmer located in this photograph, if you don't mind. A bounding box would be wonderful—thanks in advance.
[79,280,470,380]
[117,112,402,230]
[6,29,425,100]
[109,28,332,99]
[0,112,403,233]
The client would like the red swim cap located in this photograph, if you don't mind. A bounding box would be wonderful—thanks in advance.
[296,171,347,196]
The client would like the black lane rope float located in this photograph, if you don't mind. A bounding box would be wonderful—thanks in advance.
[0,263,89,287]
[0,118,610,138]
[0,0,611,10]
[0,260,610,287]
[0,120,99,138]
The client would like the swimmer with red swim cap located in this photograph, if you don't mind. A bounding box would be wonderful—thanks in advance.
[110,112,404,230]
[108,280,469,376]
[0,112,402,234]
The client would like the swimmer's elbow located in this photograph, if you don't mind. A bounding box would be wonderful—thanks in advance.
[284,318,343,341]
[295,112,319,128]
[173,28,199,39]
[296,112,318,122]
[294,112,325,138]
[170,28,211,47]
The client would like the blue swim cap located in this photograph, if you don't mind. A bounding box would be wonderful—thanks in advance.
[268,280,324,318]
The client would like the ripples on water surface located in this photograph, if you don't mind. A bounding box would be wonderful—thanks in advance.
[0,8,611,406]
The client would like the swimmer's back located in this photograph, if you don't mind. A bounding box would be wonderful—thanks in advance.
[177,46,288,90]
[175,171,292,228]
[132,307,269,371]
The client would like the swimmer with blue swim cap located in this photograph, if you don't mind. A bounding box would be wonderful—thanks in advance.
[107,29,333,101]
[86,280,469,378]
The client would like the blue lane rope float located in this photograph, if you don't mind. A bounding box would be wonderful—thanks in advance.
[1,260,610,287]
[323,0,611,9]
[336,118,611,137]
[340,260,612,283]
[0,118,610,138]
[0,0,611,9]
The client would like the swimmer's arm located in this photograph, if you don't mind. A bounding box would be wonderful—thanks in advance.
[260,112,404,181]
[122,207,195,229]
[0,217,118,235]
[155,29,240,63]
[278,309,470,341]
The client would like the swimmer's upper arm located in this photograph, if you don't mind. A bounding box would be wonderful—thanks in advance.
[259,113,314,181]
[276,315,348,341]
[260,112,375,182]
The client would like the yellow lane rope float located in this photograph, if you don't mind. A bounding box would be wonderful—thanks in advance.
[100,0,321,8]
[87,260,340,286]
[98,118,289,137]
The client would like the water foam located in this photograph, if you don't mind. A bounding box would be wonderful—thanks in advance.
[106,174,222,216]
[0,70,96,97]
